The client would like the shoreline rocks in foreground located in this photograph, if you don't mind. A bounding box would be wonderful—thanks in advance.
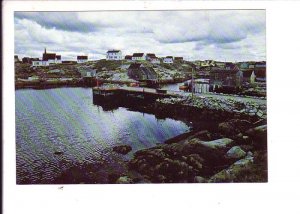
[119,118,267,184]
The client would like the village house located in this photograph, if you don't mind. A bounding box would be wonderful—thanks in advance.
[127,63,157,80]
[163,56,174,64]
[42,48,58,64]
[209,64,243,90]
[125,55,133,62]
[14,55,19,62]
[77,55,88,64]
[30,48,62,67]
[146,53,156,61]
[145,53,160,64]
[106,50,122,60]
[150,57,160,64]
[239,62,249,69]
[242,69,256,85]
[31,60,50,67]
[174,57,184,63]
[254,68,266,82]
[56,55,62,64]
[132,53,146,61]
[22,57,39,64]
[255,61,266,68]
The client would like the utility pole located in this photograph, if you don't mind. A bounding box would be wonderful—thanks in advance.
[191,67,194,99]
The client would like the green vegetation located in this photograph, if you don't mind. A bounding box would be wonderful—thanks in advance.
[94,59,124,72]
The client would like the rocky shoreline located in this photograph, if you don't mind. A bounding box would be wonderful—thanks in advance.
[106,96,267,184]
[111,120,267,184]
[51,94,267,184]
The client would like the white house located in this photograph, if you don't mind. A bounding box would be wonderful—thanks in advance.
[132,53,146,61]
[150,58,160,64]
[106,50,122,60]
[146,53,156,61]
[56,55,62,64]
[77,56,88,63]
[163,56,173,64]
[32,60,49,67]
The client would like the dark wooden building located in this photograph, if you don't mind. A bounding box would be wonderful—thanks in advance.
[127,63,157,81]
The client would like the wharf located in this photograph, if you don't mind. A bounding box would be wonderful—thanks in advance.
[92,86,182,109]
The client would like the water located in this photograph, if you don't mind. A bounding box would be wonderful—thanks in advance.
[15,87,190,184]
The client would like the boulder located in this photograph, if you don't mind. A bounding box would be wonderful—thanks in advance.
[226,146,246,159]
[200,138,234,150]
[218,122,235,136]
[185,154,204,172]
[218,119,252,136]
[116,176,133,184]
[113,145,132,155]
[208,153,254,183]
[246,125,267,148]
[194,176,206,183]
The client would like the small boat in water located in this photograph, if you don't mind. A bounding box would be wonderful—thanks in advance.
[179,85,188,90]
[179,81,189,90]
[129,82,139,87]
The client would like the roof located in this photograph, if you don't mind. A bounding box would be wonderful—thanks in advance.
[107,50,121,53]
[43,53,56,60]
[242,69,255,78]
[125,55,132,59]
[77,56,88,60]
[166,56,173,59]
[146,53,156,58]
[56,55,61,60]
[174,57,183,60]
[254,68,266,78]
[128,63,143,69]
[132,53,144,57]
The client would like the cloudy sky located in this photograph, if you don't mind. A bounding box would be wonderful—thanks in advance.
[14,10,266,62]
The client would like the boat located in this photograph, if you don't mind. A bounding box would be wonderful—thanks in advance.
[129,82,139,87]
[179,81,189,90]
[179,85,188,90]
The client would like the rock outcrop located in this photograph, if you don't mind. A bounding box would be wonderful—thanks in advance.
[113,145,132,155]
[226,146,247,159]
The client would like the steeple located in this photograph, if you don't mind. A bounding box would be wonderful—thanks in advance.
[44,48,47,54]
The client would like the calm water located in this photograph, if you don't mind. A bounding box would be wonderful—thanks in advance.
[15,87,190,184]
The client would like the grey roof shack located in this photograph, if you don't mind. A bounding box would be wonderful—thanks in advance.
[210,64,243,88]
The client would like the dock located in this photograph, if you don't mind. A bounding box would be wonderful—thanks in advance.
[92,86,181,108]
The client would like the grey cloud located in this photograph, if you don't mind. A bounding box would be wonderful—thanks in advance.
[15,12,99,32]
[14,10,266,62]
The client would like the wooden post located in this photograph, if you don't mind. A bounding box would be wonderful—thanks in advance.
[191,68,194,99]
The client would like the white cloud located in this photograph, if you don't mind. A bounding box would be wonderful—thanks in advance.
[14,10,266,61]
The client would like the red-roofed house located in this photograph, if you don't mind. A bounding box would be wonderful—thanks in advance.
[77,55,88,63]
[132,53,146,61]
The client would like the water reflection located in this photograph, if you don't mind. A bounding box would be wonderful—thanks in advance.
[15,87,190,184]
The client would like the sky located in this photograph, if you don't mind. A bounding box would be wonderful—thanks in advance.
[14,10,266,62]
